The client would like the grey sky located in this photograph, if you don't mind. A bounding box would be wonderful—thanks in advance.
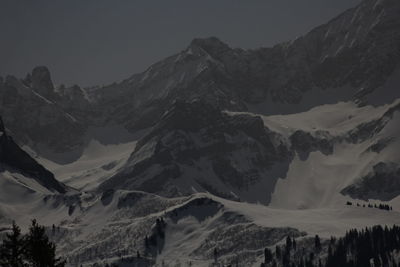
[0,0,361,87]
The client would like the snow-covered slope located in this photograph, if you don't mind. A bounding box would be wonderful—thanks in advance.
[1,190,400,267]
[1,96,394,266]
[94,98,399,207]
[38,140,138,191]
[0,0,399,266]
[236,99,400,208]
[0,116,66,194]
[267,99,400,208]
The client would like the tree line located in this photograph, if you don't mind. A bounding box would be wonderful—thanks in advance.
[0,220,65,267]
[346,201,393,211]
[260,225,400,267]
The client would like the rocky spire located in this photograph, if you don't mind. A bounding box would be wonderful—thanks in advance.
[31,66,55,99]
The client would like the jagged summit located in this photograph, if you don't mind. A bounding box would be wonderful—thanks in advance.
[24,66,55,99]
[188,37,232,56]
[190,36,229,49]
[0,0,399,163]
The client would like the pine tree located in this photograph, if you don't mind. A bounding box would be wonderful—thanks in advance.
[314,235,322,252]
[282,250,291,267]
[0,221,25,267]
[213,248,218,263]
[276,245,282,260]
[24,220,65,267]
[264,248,273,264]
[286,236,293,252]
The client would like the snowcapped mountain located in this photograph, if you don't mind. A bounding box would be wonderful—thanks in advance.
[95,98,399,207]
[2,0,399,159]
[98,99,291,203]
[85,0,400,130]
[0,0,400,266]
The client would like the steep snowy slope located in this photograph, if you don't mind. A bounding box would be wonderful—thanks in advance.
[268,100,400,208]
[37,140,138,191]
[0,116,68,231]
[0,117,66,194]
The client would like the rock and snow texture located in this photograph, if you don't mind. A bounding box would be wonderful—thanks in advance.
[0,0,399,266]
[267,99,400,208]
[96,98,400,208]
[99,99,291,203]
[1,0,400,159]
[0,116,66,194]
[0,67,86,157]
[1,190,400,267]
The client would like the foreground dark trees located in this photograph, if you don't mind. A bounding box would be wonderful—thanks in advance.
[0,220,65,267]
[3,220,399,267]
[0,222,25,267]
[262,225,400,267]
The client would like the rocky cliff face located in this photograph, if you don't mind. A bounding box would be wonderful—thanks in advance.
[342,162,400,201]
[0,67,87,161]
[99,100,291,202]
[0,116,66,193]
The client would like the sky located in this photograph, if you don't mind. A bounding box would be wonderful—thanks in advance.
[0,0,361,87]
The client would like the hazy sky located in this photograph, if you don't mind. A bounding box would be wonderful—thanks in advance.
[0,0,361,87]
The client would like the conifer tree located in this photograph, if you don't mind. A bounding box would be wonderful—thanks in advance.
[286,236,293,252]
[0,222,25,267]
[276,245,282,260]
[264,248,273,264]
[24,220,65,267]
[314,235,322,252]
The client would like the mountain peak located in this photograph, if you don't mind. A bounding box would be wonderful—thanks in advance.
[189,37,231,57]
[30,66,55,98]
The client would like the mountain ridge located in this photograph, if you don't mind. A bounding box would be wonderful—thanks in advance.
[1,0,399,158]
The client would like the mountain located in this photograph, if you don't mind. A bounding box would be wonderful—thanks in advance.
[0,0,399,266]
[0,0,397,204]
[0,116,66,194]
[99,99,292,203]
[1,0,399,160]
[87,0,400,130]
[0,67,87,161]
[96,97,399,206]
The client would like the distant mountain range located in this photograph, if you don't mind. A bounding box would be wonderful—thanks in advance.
[0,0,399,266]
[1,0,399,158]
